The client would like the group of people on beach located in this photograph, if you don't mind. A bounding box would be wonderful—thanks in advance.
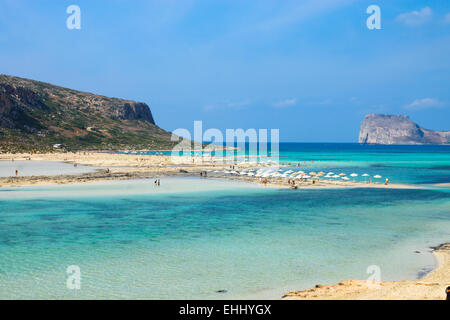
[154,179,160,186]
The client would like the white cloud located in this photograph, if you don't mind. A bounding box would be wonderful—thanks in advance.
[315,98,333,105]
[273,98,297,108]
[404,98,446,110]
[396,7,433,26]
[257,0,355,31]
[227,100,251,109]
[443,13,450,24]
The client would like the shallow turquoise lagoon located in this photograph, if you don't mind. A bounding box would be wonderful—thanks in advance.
[0,178,449,299]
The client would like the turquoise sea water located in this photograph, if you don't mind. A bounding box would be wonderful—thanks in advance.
[1,144,449,299]
[131,143,450,184]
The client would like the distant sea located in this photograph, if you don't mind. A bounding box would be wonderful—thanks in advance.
[0,143,449,299]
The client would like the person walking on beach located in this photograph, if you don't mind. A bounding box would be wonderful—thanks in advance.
[15,169,18,176]
[385,178,389,185]
[157,179,160,186]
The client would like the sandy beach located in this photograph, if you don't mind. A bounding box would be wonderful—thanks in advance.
[283,243,450,300]
[0,152,421,190]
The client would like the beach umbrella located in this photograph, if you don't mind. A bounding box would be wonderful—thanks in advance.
[309,172,317,175]
[350,173,358,177]
[342,177,350,181]
[374,175,382,178]
[339,173,346,176]
[332,175,340,178]
[327,172,334,175]
[361,173,370,183]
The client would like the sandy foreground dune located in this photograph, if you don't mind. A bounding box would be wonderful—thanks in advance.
[283,244,450,300]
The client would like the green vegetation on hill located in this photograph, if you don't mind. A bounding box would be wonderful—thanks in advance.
[0,75,178,152]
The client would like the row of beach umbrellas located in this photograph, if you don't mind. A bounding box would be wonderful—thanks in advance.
[215,168,383,181]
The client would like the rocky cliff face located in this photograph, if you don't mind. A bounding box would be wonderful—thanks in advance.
[359,114,450,145]
[0,75,154,128]
[0,74,174,151]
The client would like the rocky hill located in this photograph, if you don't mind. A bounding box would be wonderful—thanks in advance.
[0,74,177,152]
[359,114,450,145]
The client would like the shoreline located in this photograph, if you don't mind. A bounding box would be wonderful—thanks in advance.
[0,153,429,190]
[0,166,422,190]
[282,243,450,300]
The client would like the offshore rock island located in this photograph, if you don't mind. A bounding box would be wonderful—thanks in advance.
[359,114,450,145]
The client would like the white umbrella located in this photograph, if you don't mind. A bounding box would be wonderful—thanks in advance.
[350,173,358,177]
[374,175,382,178]
[342,176,350,180]
[361,173,370,183]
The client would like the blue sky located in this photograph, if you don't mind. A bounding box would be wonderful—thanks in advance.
[0,0,449,142]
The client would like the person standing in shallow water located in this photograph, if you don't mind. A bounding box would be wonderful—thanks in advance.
[158,179,160,186]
